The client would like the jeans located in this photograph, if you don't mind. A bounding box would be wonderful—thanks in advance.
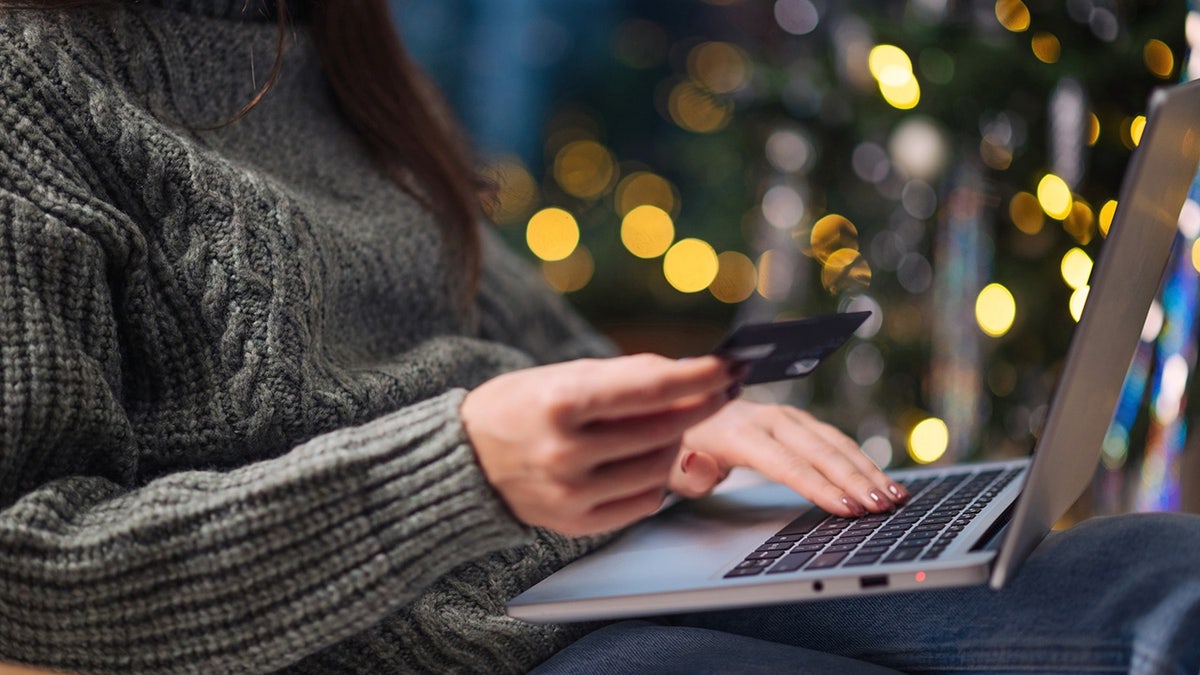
[532,513,1200,674]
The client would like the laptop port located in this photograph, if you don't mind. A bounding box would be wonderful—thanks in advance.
[859,575,888,589]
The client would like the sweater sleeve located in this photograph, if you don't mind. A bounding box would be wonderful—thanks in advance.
[0,188,531,672]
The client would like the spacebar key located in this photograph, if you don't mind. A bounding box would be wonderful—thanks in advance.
[765,551,816,574]
[775,507,830,536]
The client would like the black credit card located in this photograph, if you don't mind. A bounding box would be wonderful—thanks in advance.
[713,311,871,385]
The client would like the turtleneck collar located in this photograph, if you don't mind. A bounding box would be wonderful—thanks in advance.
[140,0,296,22]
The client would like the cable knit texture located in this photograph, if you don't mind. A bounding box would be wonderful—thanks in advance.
[0,2,617,672]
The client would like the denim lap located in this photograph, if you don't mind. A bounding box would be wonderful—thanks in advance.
[535,513,1200,674]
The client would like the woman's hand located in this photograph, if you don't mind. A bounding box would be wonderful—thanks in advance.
[668,399,909,517]
[461,354,737,536]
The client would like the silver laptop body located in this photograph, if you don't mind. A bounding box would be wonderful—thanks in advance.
[507,80,1200,623]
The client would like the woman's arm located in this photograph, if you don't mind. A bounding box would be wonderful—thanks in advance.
[0,190,529,674]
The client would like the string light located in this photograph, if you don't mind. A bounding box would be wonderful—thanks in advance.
[976,283,1017,337]
[663,238,719,292]
[909,417,949,464]
[1036,174,1072,219]
[526,208,580,261]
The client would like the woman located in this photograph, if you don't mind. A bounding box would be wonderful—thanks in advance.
[0,2,1196,673]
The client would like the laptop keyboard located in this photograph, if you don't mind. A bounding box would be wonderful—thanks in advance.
[724,466,1024,578]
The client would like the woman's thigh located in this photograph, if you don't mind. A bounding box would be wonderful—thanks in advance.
[530,620,905,675]
[665,513,1200,674]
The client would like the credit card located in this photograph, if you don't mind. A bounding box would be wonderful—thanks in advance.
[712,311,871,385]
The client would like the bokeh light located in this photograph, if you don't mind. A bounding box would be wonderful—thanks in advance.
[1032,33,1061,63]
[542,246,594,293]
[688,41,750,94]
[481,155,539,225]
[526,207,580,261]
[1069,286,1090,322]
[1060,247,1093,289]
[810,214,858,262]
[1130,115,1147,146]
[1064,199,1095,244]
[995,0,1031,32]
[1099,199,1118,236]
[663,238,720,292]
[621,205,675,258]
[908,417,949,464]
[710,251,758,303]
[1144,39,1175,79]
[868,44,920,110]
[1036,173,1073,220]
[553,140,616,199]
[668,81,734,133]
[976,283,1017,338]
[821,248,872,294]
[615,171,677,217]
[1009,191,1045,235]
[774,0,820,36]
[1088,113,1101,146]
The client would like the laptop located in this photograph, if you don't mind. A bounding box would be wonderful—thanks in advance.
[506,80,1200,623]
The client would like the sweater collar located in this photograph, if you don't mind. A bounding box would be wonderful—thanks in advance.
[141,0,286,21]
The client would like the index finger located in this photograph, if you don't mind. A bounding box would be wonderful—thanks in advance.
[563,354,734,425]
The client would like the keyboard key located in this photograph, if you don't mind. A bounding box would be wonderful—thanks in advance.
[766,551,817,574]
[806,551,849,569]
[725,566,766,578]
[757,541,794,551]
[736,559,772,569]
[766,534,804,544]
[843,554,882,566]
[776,508,831,536]
[792,542,826,553]
[746,549,786,560]
[824,543,858,553]
[883,547,922,563]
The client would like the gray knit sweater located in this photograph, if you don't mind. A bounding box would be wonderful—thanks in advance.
[0,2,618,672]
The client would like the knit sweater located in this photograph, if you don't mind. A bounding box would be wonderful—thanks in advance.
[0,2,618,672]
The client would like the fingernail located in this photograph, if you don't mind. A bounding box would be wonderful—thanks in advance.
[868,489,895,511]
[887,482,909,502]
[841,496,868,517]
[680,452,695,474]
[725,382,742,400]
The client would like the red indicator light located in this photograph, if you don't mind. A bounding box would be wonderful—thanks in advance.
[915,571,927,583]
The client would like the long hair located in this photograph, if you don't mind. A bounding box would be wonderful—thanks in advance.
[1,0,485,295]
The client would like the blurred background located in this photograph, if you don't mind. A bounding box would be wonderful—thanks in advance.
[392,0,1199,519]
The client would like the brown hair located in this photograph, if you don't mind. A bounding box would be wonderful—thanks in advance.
[2,0,485,295]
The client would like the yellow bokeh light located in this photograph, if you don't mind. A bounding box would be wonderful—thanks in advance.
[810,214,858,262]
[1064,200,1095,245]
[615,171,677,217]
[1088,113,1101,146]
[1130,115,1147,146]
[908,417,949,464]
[1009,191,1045,235]
[1037,174,1073,220]
[481,155,539,225]
[663,238,719,293]
[542,246,594,293]
[995,0,1031,32]
[1070,286,1090,322]
[668,81,733,133]
[879,75,921,110]
[975,283,1017,338]
[687,41,749,94]
[553,140,616,199]
[868,45,913,81]
[1031,32,1061,63]
[821,248,872,294]
[621,205,675,259]
[757,249,780,300]
[709,251,758,304]
[1191,239,1200,274]
[1144,39,1175,79]
[1060,248,1093,290]
[525,207,580,261]
[1099,200,1118,236]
